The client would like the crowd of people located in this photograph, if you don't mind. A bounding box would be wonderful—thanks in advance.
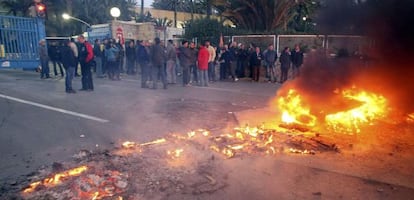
[38,36,305,94]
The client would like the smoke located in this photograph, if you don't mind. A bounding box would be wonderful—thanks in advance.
[277,0,414,116]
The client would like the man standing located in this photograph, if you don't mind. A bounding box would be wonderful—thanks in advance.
[38,39,50,79]
[165,39,177,84]
[205,40,216,82]
[61,39,77,93]
[280,47,291,84]
[178,40,192,86]
[189,42,198,85]
[69,38,80,76]
[48,41,64,77]
[150,37,167,89]
[93,39,104,78]
[77,35,94,91]
[125,40,136,75]
[228,41,238,81]
[198,42,209,87]
[137,40,150,88]
[291,44,304,78]
[264,44,278,83]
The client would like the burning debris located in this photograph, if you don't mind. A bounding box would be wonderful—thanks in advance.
[8,126,339,199]
[276,87,390,134]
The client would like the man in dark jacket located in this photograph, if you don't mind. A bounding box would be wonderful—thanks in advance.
[178,40,192,86]
[280,47,291,83]
[291,44,304,78]
[61,40,77,93]
[48,41,64,77]
[137,40,150,88]
[264,44,278,82]
[93,39,104,78]
[39,39,50,79]
[150,37,167,89]
[77,35,94,91]
[125,40,136,75]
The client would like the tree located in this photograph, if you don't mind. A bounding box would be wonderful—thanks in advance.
[1,0,32,17]
[212,0,302,32]
[183,17,232,45]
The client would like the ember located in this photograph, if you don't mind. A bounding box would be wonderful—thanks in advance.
[23,166,88,193]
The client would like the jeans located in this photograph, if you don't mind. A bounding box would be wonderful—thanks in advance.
[52,60,64,76]
[80,61,94,90]
[166,60,176,83]
[140,62,150,87]
[280,67,289,83]
[152,64,167,89]
[266,64,277,82]
[65,67,75,91]
[40,59,50,78]
[95,57,103,77]
[191,64,198,83]
[126,59,136,75]
[199,69,208,87]
[182,65,191,86]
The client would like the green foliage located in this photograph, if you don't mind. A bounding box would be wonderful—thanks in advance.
[183,17,232,45]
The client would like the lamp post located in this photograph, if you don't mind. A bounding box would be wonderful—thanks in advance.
[62,13,91,28]
[110,7,121,21]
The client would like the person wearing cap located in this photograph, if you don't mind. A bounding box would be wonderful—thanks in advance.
[38,39,50,79]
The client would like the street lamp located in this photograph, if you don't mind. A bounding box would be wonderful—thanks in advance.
[62,13,91,28]
[110,7,121,20]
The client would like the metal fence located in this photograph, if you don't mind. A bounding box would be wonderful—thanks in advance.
[229,34,371,56]
[0,15,45,69]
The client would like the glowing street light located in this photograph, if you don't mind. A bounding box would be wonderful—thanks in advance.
[62,13,91,28]
[110,7,121,20]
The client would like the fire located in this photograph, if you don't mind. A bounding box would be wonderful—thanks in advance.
[23,166,88,193]
[140,138,166,146]
[277,89,317,126]
[325,89,388,133]
[167,149,184,158]
[122,141,136,148]
[276,88,389,134]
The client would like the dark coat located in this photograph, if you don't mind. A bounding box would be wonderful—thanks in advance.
[136,44,149,64]
[280,51,291,69]
[178,46,192,67]
[291,50,304,67]
[249,51,263,66]
[150,44,166,66]
[60,44,77,69]
[125,46,136,61]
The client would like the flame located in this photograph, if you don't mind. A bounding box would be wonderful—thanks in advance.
[140,138,167,146]
[277,89,317,126]
[122,141,136,148]
[325,89,388,133]
[167,149,184,158]
[23,166,88,193]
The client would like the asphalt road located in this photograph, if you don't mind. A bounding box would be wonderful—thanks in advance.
[2,69,414,199]
[0,69,278,182]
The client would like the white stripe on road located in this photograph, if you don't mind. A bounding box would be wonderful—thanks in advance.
[0,94,109,123]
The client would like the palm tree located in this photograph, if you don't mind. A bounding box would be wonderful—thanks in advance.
[212,0,302,32]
